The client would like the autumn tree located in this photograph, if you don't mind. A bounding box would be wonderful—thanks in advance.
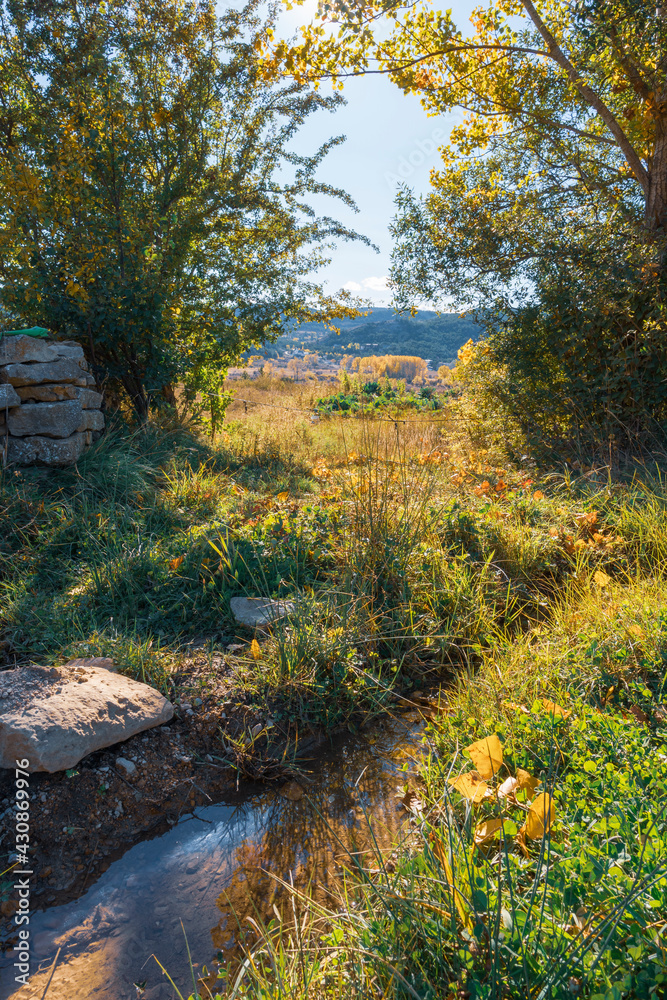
[0,0,365,422]
[272,0,667,445]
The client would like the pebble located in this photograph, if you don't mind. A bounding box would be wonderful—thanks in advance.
[193,697,202,707]
[115,757,136,776]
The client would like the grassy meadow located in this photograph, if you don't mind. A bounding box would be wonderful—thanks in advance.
[3,373,667,998]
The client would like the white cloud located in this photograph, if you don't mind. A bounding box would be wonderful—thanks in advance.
[362,276,388,292]
[343,280,362,292]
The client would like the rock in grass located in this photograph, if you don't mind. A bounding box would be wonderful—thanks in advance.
[230,596,295,628]
[0,664,173,772]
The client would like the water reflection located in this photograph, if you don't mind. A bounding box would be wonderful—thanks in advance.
[0,714,424,1000]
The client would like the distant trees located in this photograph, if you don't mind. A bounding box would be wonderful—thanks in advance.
[0,0,364,422]
[347,355,428,381]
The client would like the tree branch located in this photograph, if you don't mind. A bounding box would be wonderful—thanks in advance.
[519,0,649,196]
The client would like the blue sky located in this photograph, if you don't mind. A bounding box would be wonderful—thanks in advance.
[275,1,476,306]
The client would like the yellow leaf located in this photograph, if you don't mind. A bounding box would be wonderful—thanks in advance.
[516,768,540,797]
[525,793,555,840]
[448,771,488,803]
[474,817,504,845]
[169,555,185,571]
[533,490,545,500]
[276,491,289,501]
[250,639,261,660]
[594,570,610,587]
[627,624,643,638]
[466,733,503,779]
[233,484,246,496]
[541,699,572,720]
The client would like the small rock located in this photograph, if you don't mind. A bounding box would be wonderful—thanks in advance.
[226,643,245,654]
[114,800,124,815]
[115,757,136,776]
[280,781,304,802]
[193,697,202,707]
[230,596,295,628]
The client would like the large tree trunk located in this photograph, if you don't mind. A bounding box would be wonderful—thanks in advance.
[646,118,667,233]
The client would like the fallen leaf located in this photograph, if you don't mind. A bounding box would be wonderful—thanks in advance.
[548,527,559,537]
[533,490,545,501]
[516,769,540,797]
[250,639,261,660]
[497,776,518,799]
[169,555,185,571]
[625,704,650,725]
[232,484,246,495]
[275,491,289,502]
[474,817,503,845]
[541,699,572,720]
[525,793,555,840]
[627,624,644,638]
[448,771,488,803]
[466,733,503,779]
[594,570,611,587]
[401,788,424,814]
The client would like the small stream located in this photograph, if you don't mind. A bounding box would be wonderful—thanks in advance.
[1,712,427,1000]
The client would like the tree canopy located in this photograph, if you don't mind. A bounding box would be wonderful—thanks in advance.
[0,0,366,420]
[270,0,666,303]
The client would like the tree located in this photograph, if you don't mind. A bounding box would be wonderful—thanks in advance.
[270,0,666,297]
[270,1,667,447]
[0,0,366,421]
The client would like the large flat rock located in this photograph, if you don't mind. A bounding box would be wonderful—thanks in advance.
[0,664,173,772]
[0,359,88,387]
[7,431,88,465]
[0,335,59,366]
[8,399,83,437]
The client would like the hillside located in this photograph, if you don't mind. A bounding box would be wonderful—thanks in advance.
[259,308,480,367]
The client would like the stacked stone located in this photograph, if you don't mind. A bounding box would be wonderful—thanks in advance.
[0,334,104,466]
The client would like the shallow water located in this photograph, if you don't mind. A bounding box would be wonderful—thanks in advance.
[1,713,426,1000]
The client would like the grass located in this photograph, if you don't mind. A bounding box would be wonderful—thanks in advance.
[4,376,667,997]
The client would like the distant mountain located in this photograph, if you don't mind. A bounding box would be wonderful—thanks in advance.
[266,308,480,368]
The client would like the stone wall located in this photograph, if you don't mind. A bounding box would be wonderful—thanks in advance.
[0,335,104,466]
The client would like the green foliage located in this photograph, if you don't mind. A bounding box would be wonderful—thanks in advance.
[316,379,446,417]
[0,0,365,419]
[451,257,667,454]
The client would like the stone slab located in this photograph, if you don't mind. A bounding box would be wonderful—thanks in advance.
[0,383,20,408]
[7,431,87,466]
[77,388,103,409]
[76,409,104,433]
[52,341,85,361]
[8,399,83,438]
[0,664,173,772]
[0,359,88,387]
[0,335,59,366]
[230,596,295,628]
[16,383,79,402]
